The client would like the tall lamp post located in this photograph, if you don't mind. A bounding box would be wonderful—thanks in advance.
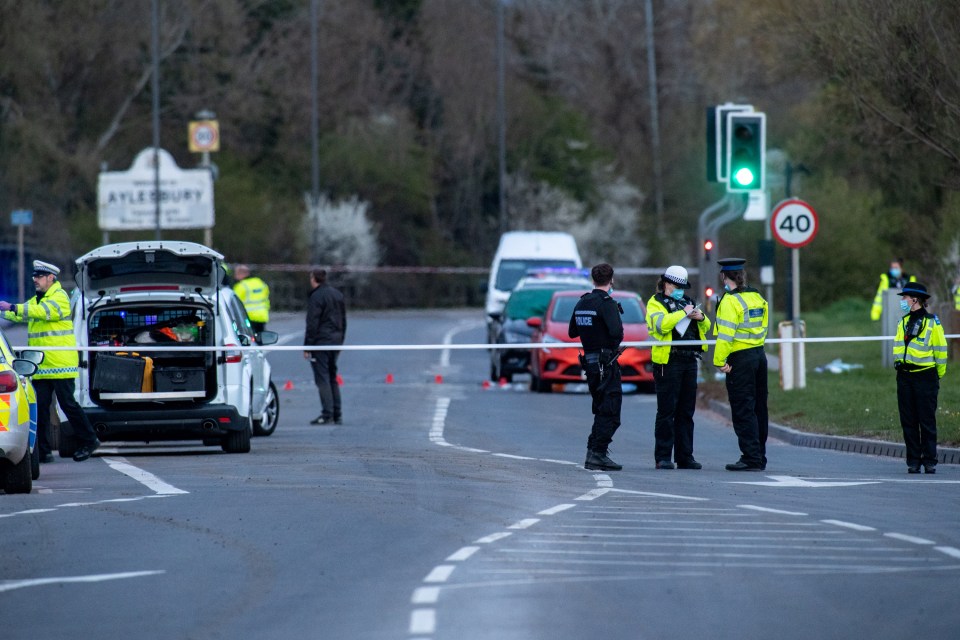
[496,0,507,235]
[151,0,162,240]
[310,0,321,262]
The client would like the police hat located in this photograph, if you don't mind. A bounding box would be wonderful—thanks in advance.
[898,282,930,300]
[662,265,690,289]
[32,260,60,277]
[717,258,746,272]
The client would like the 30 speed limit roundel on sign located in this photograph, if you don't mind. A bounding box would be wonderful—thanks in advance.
[770,198,818,248]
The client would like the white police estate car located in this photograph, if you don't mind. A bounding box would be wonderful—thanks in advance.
[0,326,42,494]
[60,241,279,456]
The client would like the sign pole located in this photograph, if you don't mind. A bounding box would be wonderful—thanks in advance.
[17,223,24,301]
[792,247,803,389]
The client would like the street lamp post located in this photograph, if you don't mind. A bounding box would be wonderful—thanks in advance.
[151,0,162,240]
[496,0,507,235]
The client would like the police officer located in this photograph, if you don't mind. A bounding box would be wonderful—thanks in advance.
[713,258,769,471]
[0,260,100,462]
[568,263,624,471]
[871,258,915,321]
[893,283,947,474]
[232,264,271,333]
[646,265,711,470]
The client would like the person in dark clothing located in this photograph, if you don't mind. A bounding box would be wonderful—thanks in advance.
[304,268,346,425]
[568,263,625,471]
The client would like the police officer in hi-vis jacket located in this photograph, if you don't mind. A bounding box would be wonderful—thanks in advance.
[646,265,711,470]
[713,258,769,472]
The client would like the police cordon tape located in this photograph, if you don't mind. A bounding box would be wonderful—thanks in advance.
[14,334,960,354]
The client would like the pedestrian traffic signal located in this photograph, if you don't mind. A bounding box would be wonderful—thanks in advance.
[726,113,765,192]
[703,239,714,260]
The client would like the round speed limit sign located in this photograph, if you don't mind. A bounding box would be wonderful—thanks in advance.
[770,198,818,248]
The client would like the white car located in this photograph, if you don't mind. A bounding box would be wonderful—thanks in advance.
[0,326,42,494]
[60,241,279,455]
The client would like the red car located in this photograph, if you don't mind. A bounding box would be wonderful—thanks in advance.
[526,289,654,393]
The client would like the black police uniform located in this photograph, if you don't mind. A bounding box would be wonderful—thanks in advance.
[568,288,624,468]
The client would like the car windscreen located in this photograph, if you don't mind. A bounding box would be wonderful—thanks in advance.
[551,295,645,323]
[503,288,557,320]
[495,259,578,291]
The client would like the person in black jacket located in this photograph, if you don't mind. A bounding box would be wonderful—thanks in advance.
[304,268,347,425]
[568,263,625,471]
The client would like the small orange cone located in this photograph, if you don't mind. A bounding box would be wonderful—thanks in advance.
[435,374,443,384]
[336,374,344,385]
[385,373,394,384]
[283,380,294,391]
[498,377,509,387]
[482,380,491,389]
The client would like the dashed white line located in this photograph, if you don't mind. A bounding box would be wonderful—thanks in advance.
[446,546,480,561]
[411,586,440,604]
[475,532,513,544]
[884,532,936,545]
[0,570,165,593]
[508,518,540,530]
[424,565,456,583]
[409,608,436,635]
[821,519,877,532]
[101,457,188,495]
[575,488,610,501]
[738,505,808,516]
[934,546,960,559]
[538,504,576,516]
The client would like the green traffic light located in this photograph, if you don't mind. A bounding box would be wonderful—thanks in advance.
[733,167,755,186]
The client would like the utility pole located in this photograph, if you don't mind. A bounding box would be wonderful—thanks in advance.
[496,0,507,235]
[151,0,162,240]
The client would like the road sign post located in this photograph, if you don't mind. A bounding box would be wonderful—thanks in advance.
[10,209,32,301]
[771,199,819,390]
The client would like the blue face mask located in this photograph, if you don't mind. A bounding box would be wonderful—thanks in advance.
[900,300,911,313]
[670,288,684,301]
[724,284,732,292]
[890,268,902,279]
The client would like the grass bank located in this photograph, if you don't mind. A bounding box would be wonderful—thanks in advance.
[699,298,959,447]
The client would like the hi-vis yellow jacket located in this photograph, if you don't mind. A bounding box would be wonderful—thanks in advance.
[645,293,711,365]
[1,280,79,379]
[893,311,947,378]
[233,276,270,324]
[871,272,916,321]
[712,287,768,367]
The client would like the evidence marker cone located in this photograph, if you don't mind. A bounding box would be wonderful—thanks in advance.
[283,380,294,391]
[435,374,443,384]
[336,374,344,385]
[385,373,394,384]
[482,380,491,389]
[498,377,509,388]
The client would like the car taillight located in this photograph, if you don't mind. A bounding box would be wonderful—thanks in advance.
[0,370,19,392]
[223,343,242,364]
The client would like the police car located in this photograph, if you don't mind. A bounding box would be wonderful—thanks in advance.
[0,326,42,494]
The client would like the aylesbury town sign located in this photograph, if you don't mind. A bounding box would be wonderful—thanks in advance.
[98,147,214,231]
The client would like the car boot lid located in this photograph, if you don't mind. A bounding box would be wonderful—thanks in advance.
[75,241,224,300]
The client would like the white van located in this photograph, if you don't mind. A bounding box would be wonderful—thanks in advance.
[484,231,582,340]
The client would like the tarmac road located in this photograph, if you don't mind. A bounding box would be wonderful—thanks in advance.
[1,309,957,640]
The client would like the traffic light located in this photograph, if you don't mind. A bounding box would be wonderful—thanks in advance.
[703,239,714,260]
[726,112,766,192]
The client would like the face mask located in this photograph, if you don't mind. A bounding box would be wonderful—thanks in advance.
[670,288,684,301]
[899,300,911,313]
[890,268,901,278]
[724,284,732,292]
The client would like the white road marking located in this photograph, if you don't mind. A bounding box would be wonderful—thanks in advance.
[0,508,57,518]
[738,504,808,516]
[731,475,881,488]
[411,586,440,604]
[424,565,456,583]
[538,504,576,516]
[935,546,960,559]
[493,453,536,460]
[440,320,484,368]
[884,532,936,545]
[446,546,480,561]
[101,457,188,495]
[822,519,877,532]
[575,488,610,501]
[409,608,436,635]
[0,570,164,593]
[508,518,540,530]
[475,532,512,544]
[609,488,709,501]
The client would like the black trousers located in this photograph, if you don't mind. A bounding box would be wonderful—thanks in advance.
[653,357,699,464]
[310,350,341,420]
[584,361,622,454]
[34,378,98,456]
[896,368,939,467]
[724,347,768,467]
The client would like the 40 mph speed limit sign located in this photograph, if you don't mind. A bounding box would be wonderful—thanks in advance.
[771,198,818,248]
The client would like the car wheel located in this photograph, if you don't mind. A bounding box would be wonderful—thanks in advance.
[4,451,33,494]
[253,382,280,437]
[31,444,40,481]
[222,419,251,453]
[58,423,79,459]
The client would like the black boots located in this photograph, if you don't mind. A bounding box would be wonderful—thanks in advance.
[585,449,622,471]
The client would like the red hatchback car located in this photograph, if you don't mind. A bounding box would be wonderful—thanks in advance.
[526,289,654,393]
